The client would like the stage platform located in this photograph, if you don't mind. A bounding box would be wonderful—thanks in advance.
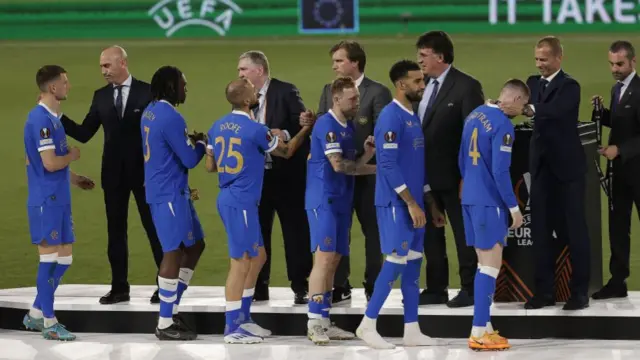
[1,285,639,340]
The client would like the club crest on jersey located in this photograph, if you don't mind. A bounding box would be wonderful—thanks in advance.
[326,131,337,143]
[384,131,396,142]
[40,128,51,139]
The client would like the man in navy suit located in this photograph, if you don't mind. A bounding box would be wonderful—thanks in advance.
[503,36,590,310]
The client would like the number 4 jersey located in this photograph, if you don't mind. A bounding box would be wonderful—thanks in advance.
[458,103,517,210]
[207,110,279,208]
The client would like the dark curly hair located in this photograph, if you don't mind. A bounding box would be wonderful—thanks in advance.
[150,66,183,105]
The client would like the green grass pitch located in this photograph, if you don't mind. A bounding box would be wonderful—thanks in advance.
[1,34,639,291]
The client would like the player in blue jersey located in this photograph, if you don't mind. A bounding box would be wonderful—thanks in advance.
[22,65,95,341]
[459,79,528,351]
[305,76,376,345]
[356,60,445,349]
[206,78,312,344]
[141,66,207,341]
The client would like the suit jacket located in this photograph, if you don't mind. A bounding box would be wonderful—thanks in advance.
[317,76,392,163]
[595,73,640,181]
[263,78,309,175]
[60,77,151,189]
[417,67,484,191]
[527,70,586,182]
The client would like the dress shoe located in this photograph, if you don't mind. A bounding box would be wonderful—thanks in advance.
[294,290,309,305]
[150,289,160,304]
[99,291,130,305]
[591,282,628,300]
[563,295,589,310]
[447,290,474,308]
[253,286,269,302]
[332,286,352,305]
[524,295,555,309]
[419,290,448,305]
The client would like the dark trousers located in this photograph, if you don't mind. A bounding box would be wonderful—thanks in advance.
[104,183,163,293]
[257,169,312,293]
[333,175,382,290]
[531,164,590,297]
[608,170,640,285]
[423,188,477,293]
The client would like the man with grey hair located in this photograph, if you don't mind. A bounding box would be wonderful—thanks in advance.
[60,45,164,306]
[236,50,313,304]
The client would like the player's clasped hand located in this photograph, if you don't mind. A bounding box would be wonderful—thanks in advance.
[510,211,524,230]
[190,188,200,201]
[75,175,95,190]
[363,135,375,154]
[299,109,316,127]
[188,130,206,143]
[408,202,427,228]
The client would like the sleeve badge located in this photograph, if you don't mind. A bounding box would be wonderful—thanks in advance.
[384,131,396,142]
[40,128,51,139]
[326,131,337,143]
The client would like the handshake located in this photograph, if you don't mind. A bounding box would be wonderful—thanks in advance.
[188,130,207,144]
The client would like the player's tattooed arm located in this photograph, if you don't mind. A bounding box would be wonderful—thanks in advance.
[205,147,218,173]
[326,153,373,175]
[270,125,313,159]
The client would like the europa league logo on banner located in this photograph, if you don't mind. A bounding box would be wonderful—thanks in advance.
[510,172,532,247]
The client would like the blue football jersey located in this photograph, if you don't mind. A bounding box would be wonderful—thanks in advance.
[305,110,356,212]
[374,100,426,208]
[207,110,278,208]
[459,103,517,210]
[24,103,71,207]
[142,100,206,203]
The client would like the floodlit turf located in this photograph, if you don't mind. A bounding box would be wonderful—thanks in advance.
[2,34,639,290]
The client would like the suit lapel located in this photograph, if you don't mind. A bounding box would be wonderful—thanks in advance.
[540,70,564,103]
[265,79,275,127]
[358,77,370,105]
[423,68,456,128]
[619,74,639,105]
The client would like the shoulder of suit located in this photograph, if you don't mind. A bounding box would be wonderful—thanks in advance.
[451,68,481,87]
[270,77,297,90]
[363,77,390,90]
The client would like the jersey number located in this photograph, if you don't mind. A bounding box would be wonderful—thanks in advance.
[215,136,244,174]
[468,127,480,166]
[143,126,151,163]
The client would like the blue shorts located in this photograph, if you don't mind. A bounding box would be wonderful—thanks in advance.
[376,205,424,256]
[463,205,508,250]
[28,205,75,246]
[218,203,263,259]
[306,205,352,256]
[150,194,204,253]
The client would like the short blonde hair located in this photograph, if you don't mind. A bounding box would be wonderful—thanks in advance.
[239,50,270,76]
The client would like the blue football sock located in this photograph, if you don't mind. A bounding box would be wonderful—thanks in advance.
[173,268,193,315]
[157,276,178,329]
[36,255,57,319]
[308,293,324,319]
[365,258,406,319]
[52,256,72,291]
[401,257,422,324]
[225,300,243,335]
[472,266,498,328]
[241,288,254,322]
[322,290,332,319]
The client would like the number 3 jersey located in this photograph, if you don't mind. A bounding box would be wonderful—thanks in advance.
[458,103,517,210]
[207,110,279,208]
[141,100,206,204]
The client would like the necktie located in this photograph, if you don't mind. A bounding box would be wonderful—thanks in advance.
[537,79,548,102]
[612,81,624,112]
[115,85,124,119]
[422,79,439,125]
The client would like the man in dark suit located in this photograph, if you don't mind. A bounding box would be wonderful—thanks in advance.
[316,40,392,304]
[415,31,484,308]
[237,50,312,304]
[60,46,163,304]
[514,36,590,310]
[591,40,640,300]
